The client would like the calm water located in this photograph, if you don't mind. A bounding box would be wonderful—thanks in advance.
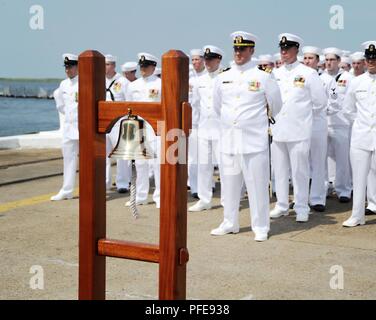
[0,97,60,137]
[0,79,61,137]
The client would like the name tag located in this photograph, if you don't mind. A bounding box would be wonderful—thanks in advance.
[222,81,233,84]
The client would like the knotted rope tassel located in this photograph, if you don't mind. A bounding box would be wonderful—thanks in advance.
[129,160,139,219]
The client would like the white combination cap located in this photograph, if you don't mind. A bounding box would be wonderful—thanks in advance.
[230,31,258,46]
[362,41,376,50]
[62,53,78,61]
[137,52,158,66]
[202,45,224,59]
[362,41,376,59]
[62,53,78,66]
[279,33,303,48]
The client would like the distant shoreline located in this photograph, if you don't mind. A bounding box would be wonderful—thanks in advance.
[0,95,54,100]
[0,78,63,82]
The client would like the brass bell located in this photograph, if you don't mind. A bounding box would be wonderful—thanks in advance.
[109,109,156,161]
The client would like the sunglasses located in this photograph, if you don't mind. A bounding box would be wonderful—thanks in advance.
[280,45,297,50]
[234,46,248,52]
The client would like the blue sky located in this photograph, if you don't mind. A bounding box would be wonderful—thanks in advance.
[0,0,374,78]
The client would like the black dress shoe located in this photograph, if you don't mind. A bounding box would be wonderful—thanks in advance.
[192,193,199,199]
[311,204,326,212]
[339,196,351,203]
[117,188,129,194]
[365,208,376,215]
[289,202,295,209]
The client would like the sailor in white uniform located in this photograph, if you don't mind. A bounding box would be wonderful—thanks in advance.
[258,54,275,70]
[51,54,80,201]
[105,54,131,193]
[351,52,366,77]
[126,53,161,208]
[340,56,352,73]
[274,53,283,69]
[349,52,376,215]
[342,41,376,227]
[121,61,138,82]
[302,46,340,212]
[188,49,206,199]
[321,47,354,203]
[189,45,225,212]
[270,34,327,223]
[210,31,282,241]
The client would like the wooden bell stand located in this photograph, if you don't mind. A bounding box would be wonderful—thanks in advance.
[78,50,191,300]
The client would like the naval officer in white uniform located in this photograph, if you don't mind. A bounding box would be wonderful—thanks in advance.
[342,41,376,227]
[270,34,327,222]
[51,54,80,201]
[348,52,376,216]
[188,49,206,199]
[210,31,282,241]
[126,53,161,208]
[189,45,225,212]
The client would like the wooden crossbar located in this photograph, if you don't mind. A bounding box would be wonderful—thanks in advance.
[98,101,162,133]
[98,239,160,263]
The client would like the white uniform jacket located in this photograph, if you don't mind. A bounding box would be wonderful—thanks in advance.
[213,60,282,155]
[56,76,79,141]
[126,74,162,147]
[106,73,129,102]
[321,70,354,127]
[272,61,327,142]
[343,72,376,152]
[192,69,221,140]
[189,69,207,127]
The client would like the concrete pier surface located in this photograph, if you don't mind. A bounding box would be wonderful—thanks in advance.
[0,148,375,300]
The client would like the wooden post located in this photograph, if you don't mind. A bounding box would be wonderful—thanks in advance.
[159,50,189,300]
[78,51,106,300]
[77,49,190,300]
